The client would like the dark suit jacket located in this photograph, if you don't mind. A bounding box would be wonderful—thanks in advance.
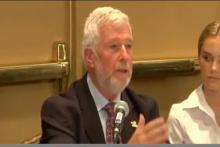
[40,74,159,144]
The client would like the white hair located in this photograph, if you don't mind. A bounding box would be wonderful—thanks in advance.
[82,7,130,60]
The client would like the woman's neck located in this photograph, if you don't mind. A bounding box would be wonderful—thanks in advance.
[204,87,220,100]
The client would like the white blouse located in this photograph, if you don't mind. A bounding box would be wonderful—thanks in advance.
[168,85,220,144]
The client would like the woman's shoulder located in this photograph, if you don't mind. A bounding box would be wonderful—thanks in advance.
[169,86,200,119]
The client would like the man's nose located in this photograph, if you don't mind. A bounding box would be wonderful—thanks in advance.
[120,45,132,60]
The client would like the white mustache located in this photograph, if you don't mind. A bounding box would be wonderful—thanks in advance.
[116,62,132,71]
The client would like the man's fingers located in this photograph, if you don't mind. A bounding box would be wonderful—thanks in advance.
[143,117,165,132]
[128,116,168,144]
[153,128,169,144]
[140,117,168,144]
[128,114,146,144]
[145,122,168,143]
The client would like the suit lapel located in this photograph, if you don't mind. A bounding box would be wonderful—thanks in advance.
[76,74,105,143]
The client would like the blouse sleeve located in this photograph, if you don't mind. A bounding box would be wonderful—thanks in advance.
[167,104,185,144]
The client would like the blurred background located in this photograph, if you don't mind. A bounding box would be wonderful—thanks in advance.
[0,1,220,143]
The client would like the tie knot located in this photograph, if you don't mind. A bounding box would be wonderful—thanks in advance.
[104,102,115,116]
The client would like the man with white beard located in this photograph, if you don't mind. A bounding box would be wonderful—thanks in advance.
[40,6,168,144]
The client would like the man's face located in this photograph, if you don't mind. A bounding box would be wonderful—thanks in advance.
[199,37,220,92]
[94,22,133,96]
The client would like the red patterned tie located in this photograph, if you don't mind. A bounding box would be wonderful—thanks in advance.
[104,102,115,144]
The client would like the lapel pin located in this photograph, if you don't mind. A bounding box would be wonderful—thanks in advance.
[131,121,138,128]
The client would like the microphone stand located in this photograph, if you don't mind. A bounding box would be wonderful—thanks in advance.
[113,127,121,144]
[113,117,124,144]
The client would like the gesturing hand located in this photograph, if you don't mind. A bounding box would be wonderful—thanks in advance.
[128,114,168,144]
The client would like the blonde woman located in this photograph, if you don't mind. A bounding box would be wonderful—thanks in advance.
[168,21,220,144]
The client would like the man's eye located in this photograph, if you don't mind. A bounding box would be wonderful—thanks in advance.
[125,44,132,49]
[110,44,118,49]
[109,44,120,52]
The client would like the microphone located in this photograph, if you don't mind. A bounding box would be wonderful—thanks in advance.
[113,100,129,144]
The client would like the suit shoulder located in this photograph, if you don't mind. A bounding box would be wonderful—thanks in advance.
[41,79,83,119]
[43,77,84,107]
[126,87,157,106]
[125,87,159,120]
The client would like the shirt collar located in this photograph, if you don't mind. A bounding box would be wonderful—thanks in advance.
[182,85,204,109]
[183,84,215,119]
[87,74,121,112]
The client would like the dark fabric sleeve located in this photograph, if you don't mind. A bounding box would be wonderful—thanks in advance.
[149,98,160,120]
[135,93,160,121]
[40,96,79,144]
[40,121,76,144]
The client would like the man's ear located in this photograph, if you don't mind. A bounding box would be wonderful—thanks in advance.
[84,48,96,68]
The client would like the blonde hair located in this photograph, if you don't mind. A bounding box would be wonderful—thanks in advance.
[198,21,220,56]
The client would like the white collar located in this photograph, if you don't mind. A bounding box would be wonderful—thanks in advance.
[182,84,216,121]
[182,85,205,109]
[87,74,121,111]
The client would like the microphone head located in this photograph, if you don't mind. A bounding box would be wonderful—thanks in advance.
[114,100,129,117]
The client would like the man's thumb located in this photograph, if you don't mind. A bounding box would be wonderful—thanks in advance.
[137,114,145,128]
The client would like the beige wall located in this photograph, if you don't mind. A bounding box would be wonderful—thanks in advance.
[0,1,69,66]
[0,1,70,143]
[74,1,220,73]
[1,1,220,144]
[0,82,55,143]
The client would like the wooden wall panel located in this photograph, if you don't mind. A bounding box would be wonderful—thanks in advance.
[0,1,68,66]
[0,1,69,143]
